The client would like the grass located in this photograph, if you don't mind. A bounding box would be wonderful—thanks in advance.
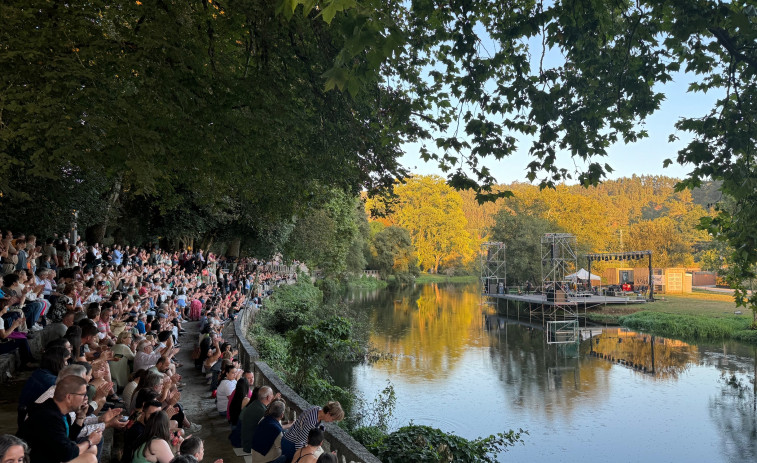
[415,274,478,284]
[347,275,388,289]
[587,292,757,344]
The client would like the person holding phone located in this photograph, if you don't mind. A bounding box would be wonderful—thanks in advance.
[0,298,33,368]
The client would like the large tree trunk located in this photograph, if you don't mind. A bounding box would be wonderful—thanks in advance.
[227,237,241,258]
[87,176,123,244]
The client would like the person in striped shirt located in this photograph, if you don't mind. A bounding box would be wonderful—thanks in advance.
[280,402,343,463]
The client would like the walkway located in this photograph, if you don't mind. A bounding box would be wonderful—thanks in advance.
[175,319,240,463]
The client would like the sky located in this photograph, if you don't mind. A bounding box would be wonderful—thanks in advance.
[397,33,723,186]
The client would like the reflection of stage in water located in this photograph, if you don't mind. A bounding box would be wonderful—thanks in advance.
[483,314,697,379]
[587,328,697,378]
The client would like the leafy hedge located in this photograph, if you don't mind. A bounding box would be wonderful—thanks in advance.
[367,425,525,463]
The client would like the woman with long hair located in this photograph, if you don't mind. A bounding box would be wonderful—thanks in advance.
[227,378,250,425]
[130,411,175,463]
[64,325,85,362]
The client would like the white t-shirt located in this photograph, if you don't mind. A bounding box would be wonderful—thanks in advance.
[216,379,236,413]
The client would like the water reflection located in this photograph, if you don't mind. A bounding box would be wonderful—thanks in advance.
[363,283,491,381]
[342,283,757,462]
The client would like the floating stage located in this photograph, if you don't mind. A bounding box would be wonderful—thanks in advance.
[483,292,649,309]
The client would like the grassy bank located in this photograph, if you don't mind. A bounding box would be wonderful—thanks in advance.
[415,274,478,284]
[586,292,757,344]
[346,275,388,289]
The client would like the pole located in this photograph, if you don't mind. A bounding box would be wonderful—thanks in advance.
[587,257,592,292]
[648,252,654,301]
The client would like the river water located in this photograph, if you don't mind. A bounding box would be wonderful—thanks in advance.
[335,282,757,462]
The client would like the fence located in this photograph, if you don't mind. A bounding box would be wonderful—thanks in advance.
[229,307,382,463]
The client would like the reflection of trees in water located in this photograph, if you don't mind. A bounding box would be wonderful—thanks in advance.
[588,329,698,380]
[708,349,757,461]
[365,283,491,380]
[482,321,706,418]
[484,316,606,418]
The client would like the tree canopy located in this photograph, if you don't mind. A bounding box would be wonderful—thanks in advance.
[286,0,757,310]
[0,0,408,251]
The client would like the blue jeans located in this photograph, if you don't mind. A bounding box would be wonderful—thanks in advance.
[23,301,44,328]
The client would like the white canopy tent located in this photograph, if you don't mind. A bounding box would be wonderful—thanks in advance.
[566,268,601,281]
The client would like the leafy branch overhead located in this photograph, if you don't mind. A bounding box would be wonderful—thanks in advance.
[283,0,757,313]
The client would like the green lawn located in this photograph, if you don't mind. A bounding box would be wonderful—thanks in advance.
[588,292,757,344]
[414,274,478,284]
[646,293,743,318]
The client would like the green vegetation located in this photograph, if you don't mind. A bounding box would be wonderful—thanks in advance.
[619,312,750,343]
[585,293,757,344]
[1,0,407,251]
[251,280,360,418]
[346,275,388,290]
[367,425,526,463]
[415,274,478,284]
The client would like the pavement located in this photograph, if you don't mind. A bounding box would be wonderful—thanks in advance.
[0,320,243,463]
[172,320,241,463]
[693,285,753,295]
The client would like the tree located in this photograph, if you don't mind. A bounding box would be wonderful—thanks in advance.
[625,217,693,268]
[370,226,419,281]
[392,176,473,273]
[285,190,362,277]
[490,200,561,285]
[0,0,409,251]
[283,0,757,313]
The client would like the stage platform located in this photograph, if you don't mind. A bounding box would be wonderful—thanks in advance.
[483,292,649,307]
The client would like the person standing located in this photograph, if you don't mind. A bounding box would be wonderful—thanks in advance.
[280,402,343,462]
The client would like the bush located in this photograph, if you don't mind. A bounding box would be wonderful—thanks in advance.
[370,425,526,463]
[316,277,344,299]
[257,281,324,334]
[248,325,290,373]
[352,426,386,449]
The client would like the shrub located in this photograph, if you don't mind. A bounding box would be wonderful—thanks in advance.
[257,281,323,334]
[352,425,386,449]
[248,325,290,373]
[370,425,526,463]
[316,277,344,299]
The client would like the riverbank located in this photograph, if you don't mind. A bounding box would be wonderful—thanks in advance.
[583,292,757,344]
[414,274,477,284]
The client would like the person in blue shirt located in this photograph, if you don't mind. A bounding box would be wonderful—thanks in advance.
[111,245,123,266]
[135,314,146,335]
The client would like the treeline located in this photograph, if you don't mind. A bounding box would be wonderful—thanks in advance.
[358,175,723,284]
[0,1,410,254]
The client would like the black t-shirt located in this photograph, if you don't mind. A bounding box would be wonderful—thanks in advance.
[122,420,146,463]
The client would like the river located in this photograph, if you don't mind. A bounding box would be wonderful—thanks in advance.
[334,282,757,462]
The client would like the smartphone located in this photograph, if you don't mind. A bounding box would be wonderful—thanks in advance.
[119,415,129,422]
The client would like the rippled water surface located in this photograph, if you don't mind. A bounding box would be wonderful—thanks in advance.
[335,283,757,462]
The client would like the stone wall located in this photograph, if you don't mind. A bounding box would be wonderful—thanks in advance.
[228,309,382,463]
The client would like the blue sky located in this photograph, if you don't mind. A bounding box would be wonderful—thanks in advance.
[397,32,723,185]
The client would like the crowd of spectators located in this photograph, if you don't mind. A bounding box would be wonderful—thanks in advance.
[0,230,311,463]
